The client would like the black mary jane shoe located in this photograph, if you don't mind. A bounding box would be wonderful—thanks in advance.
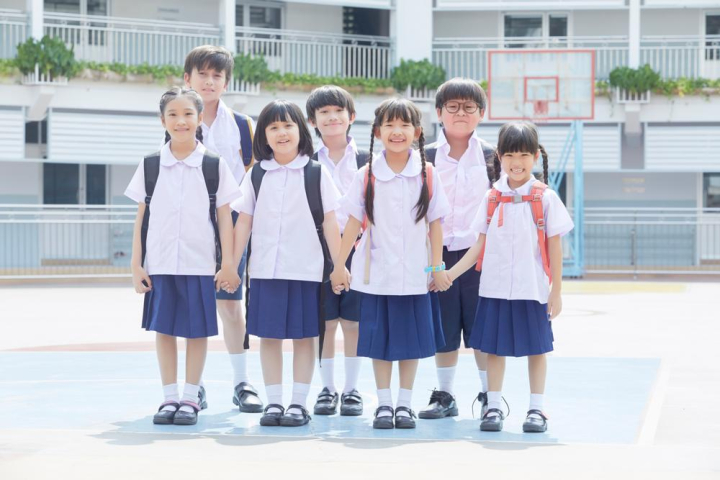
[418,390,458,419]
[173,401,201,426]
[372,405,394,429]
[153,401,179,425]
[313,387,339,415]
[522,409,548,433]
[280,404,311,427]
[340,389,363,416]
[259,404,285,426]
[233,382,264,413]
[198,386,208,410]
[394,406,417,429]
[480,408,505,432]
[472,391,489,419]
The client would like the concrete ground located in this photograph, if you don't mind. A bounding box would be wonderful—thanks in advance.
[0,280,719,479]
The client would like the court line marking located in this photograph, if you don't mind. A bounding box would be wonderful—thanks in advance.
[636,359,669,446]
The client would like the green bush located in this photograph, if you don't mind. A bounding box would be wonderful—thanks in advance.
[15,35,78,78]
[390,59,446,91]
[234,53,272,84]
[0,58,17,76]
[608,64,661,94]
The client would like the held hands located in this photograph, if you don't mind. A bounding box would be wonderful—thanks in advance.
[330,266,351,295]
[215,266,241,294]
[547,289,562,320]
[132,265,152,294]
[430,270,453,292]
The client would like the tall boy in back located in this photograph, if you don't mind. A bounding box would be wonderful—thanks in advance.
[183,45,262,413]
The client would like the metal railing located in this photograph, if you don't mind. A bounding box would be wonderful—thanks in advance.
[236,26,393,79]
[641,35,720,80]
[43,13,221,65]
[0,204,135,279]
[0,9,26,59]
[584,208,720,275]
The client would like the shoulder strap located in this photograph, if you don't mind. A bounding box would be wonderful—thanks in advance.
[311,152,319,162]
[250,162,266,201]
[479,139,496,165]
[424,142,437,165]
[530,181,551,283]
[233,112,254,170]
[201,152,222,272]
[355,149,370,169]
[425,162,434,199]
[475,188,502,272]
[140,152,161,268]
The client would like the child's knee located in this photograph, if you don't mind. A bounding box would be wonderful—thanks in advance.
[325,319,340,334]
[216,300,244,322]
[339,319,358,332]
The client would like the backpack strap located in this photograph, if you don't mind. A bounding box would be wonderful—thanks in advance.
[424,142,438,165]
[201,152,222,272]
[479,139,496,165]
[475,188,502,272]
[311,152,319,162]
[233,112,254,171]
[355,149,370,169]
[250,161,266,200]
[140,152,161,268]
[529,181,551,283]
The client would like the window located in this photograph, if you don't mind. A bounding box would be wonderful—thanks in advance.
[43,164,107,205]
[504,13,568,48]
[706,15,720,61]
[44,0,107,15]
[86,164,107,205]
[236,2,283,57]
[704,173,720,209]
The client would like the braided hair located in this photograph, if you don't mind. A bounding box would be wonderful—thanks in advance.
[160,86,204,144]
[539,144,549,185]
[365,97,429,224]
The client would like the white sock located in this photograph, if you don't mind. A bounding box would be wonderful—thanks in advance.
[376,388,392,417]
[161,383,179,412]
[343,356,362,394]
[230,353,249,386]
[265,384,283,414]
[478,369,488,393]
[319,358,336,393]
[287,382,311,414]
[395,388,413,418]
[529,393,544,419]
[179,383,200,413]
[437,366,456,396]
[486,391,502,417]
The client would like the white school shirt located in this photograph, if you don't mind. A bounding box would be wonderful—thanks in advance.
[201,100,255,185]
[125,142,241,276]
[342,150,452,296]
[433,129,492,251]
[315,136,360,233]
[231,154,341,283]
[470,176,574,304]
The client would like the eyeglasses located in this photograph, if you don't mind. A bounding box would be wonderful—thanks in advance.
[443,101,481,114]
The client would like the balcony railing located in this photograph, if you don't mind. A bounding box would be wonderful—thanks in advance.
[43,13,221,66]
[641,35,720,80]
[236,27,393,79]
[0,9,27,59]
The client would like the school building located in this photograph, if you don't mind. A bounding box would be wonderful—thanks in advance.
[0,0,718,277]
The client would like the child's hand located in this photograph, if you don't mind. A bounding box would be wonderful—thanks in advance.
[432,270,452,292]
[548,290,562,320]
[331,267,350,295]
[215,267,240,293]
[132,266,152,294]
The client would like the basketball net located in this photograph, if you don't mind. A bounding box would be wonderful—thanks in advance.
[531,100,550,125]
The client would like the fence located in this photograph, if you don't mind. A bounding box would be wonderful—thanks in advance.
[236,27,393,79]
[0,9,26,59]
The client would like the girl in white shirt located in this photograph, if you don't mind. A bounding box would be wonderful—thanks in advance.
[332,97,452,430]
[228,100,342,427]
[126,87,241,426]
[440,121,574,434]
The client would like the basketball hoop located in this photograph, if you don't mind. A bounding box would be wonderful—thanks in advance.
[533,100,549,117]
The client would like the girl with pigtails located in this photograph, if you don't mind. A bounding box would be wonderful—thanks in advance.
[436,121,574,434]
[331,97,452,430]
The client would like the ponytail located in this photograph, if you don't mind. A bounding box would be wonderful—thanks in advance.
[414,131,430,223]
[539,144,549,185]
[492,149,502,183]
[196,125,204,144]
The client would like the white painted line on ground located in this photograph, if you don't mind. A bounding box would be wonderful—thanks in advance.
[636,359,669,446]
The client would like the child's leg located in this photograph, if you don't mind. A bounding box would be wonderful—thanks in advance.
[288,338,315,414]
[320,320,338,392]
[528,353,547,414]
[339,319,361,393]
[373,359,393,417]
[475,350,489,394]
[396,359,419,417]
[178,337,207,413]
[156,333,179,412]
[261,338,284,413]
[217,299,248,386]
[434,350,458,395]
[486,353,506,417]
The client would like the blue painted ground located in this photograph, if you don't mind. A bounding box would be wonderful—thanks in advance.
[0,352,659,445]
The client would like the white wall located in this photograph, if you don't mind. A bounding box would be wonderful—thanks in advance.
[394,0,433,61]
[641,9,701,36]
[3,0,26,10]
[434,11,501,38]
[111,0,220,24]
[0,161,42,203]
[109,165,136,204]
[584,172,697,208]
[285,3,343,34]
[573,11,628,37]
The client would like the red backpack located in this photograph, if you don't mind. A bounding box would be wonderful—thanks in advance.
[475,180,552,283]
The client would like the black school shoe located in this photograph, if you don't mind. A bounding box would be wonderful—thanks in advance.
[480,408,505,432]
[472,391,489,419]
[340,389,363,416]
[313,387,339,415]
[418,390,458,419]
[259,404,285,426]
[373,405,394,429]
[173,401,201,426]
[522,409,548,433]
[394,406,417,429]
[233,382,264,413]
[153,401,179,425]
[280,404,311,427]
[198,386,208,410]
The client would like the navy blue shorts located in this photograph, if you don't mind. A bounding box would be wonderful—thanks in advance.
[436,247,481,352]
[216,211,246,301]
[323,247,360,321]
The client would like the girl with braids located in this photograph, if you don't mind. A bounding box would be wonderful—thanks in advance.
[126,87,241,425]
[331,97,452,430]
[437,121,574,434]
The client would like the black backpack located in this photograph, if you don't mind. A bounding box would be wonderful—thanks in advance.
[233,112,255,170]
[243,159,333,360]
[140,151,222,272]
[310,148,370,169]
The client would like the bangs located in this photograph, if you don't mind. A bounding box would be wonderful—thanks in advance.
[184,46,234,80]
[378,98,419,125]
[435,78,487,110]
[497,122,539,155]
[306,86,355,118]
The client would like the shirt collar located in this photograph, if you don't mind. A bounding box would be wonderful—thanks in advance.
[494,175,537,194]
[260,154,310,171]
[434,129,482,163]
[317,136,358,157]
[160,141,206,168]
[370,149,422,181]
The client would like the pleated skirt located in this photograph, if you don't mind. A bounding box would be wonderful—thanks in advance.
[357,292,445,361]
[468,296,554,357]
[142,275,218,339]
[246,278,321,339]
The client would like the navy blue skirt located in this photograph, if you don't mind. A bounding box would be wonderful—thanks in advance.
[357,293,445,361]
[142,275,218,338]
[247,278,321,339]
[468,297,553,357]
